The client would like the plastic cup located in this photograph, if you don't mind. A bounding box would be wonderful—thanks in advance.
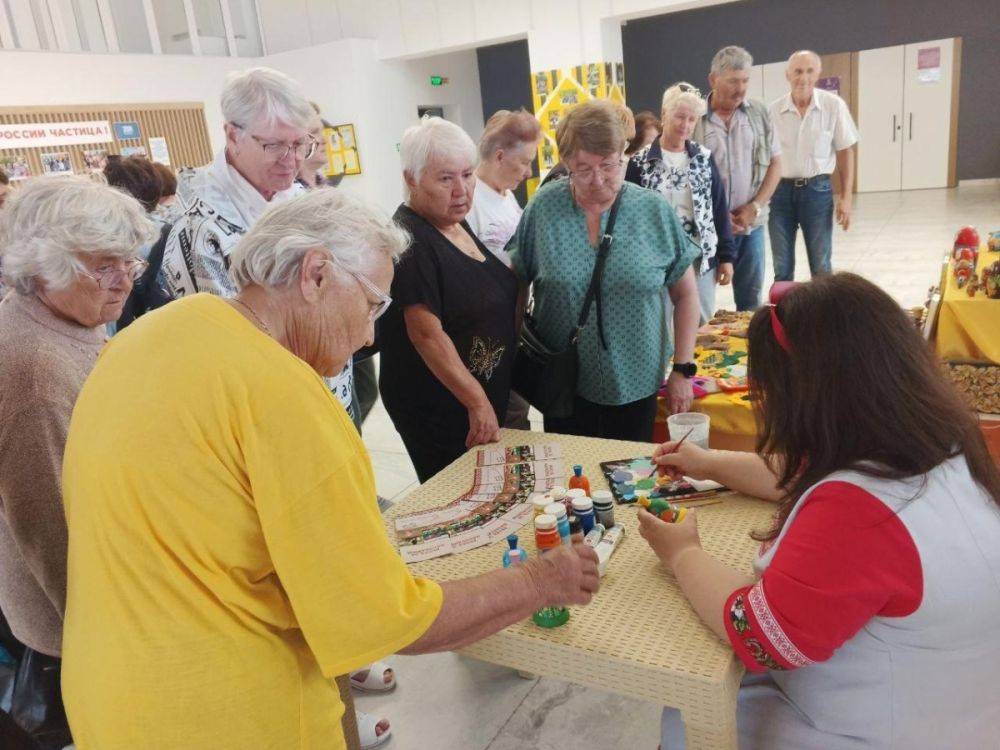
[666,412,710,449]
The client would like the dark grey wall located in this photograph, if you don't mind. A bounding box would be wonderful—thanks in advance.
[622,0,1000,180]
[476,39,535,205]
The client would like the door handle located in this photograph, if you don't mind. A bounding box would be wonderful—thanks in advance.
[908,112,913,141]
[892,114,897,142]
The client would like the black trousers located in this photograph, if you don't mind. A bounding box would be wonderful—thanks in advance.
[0,615,71,750]
[543,392,658,443]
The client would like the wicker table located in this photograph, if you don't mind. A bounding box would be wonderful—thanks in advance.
[384,428,776,749]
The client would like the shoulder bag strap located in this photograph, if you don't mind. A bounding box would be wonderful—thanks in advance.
[570,186,624,349]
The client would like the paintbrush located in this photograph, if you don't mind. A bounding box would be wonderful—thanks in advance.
[651,426,695,478]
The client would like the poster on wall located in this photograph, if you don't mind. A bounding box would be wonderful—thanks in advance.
[917,46,941,83]
[323,124,361,177]
[41,152,74,176]
[529,61,626,189]
[121,145,148,158]
[113,121,142,140]
[0,120,112,149]
[148,137,171,165]
[0,155,32,180]
[83,149,108,172]
[817,76,841,96]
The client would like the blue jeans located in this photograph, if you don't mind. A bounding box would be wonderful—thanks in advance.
[768,175,834,281]
[731,226,765,311]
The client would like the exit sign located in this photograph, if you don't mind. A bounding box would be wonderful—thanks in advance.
[430,75,449,86]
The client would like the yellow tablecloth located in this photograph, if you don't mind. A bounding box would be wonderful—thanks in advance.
[935,246,1000,365]
[656,337,758,450]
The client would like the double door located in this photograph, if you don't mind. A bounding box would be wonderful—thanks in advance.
[857,38,958,192]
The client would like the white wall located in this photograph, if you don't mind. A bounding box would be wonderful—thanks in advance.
[0,40,483,213]
[0,48,249,150]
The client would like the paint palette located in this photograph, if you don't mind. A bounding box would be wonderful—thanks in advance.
[600,457,727,505]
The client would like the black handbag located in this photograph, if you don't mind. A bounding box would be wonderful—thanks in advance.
[511,189,623,418]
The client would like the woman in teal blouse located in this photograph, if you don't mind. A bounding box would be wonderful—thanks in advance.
[509,100,702,441]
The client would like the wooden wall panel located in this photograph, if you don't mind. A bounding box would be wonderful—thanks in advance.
[0,102,212,178]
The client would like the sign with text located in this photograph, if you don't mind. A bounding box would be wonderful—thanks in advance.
[0,120,113,150]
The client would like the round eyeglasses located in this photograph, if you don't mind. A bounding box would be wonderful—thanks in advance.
[81,259,148,290]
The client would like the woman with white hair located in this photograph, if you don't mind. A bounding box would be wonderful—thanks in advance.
[0,176,155,748]
[379,117,519,482]
[626,82,736,322]
[60,189,599,750]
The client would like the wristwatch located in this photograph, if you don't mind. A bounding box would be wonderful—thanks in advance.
[673,362,697,379]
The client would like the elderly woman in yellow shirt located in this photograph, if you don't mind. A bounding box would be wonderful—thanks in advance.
[61,189,599,750]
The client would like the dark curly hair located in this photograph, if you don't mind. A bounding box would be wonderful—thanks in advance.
[103,156,162,212]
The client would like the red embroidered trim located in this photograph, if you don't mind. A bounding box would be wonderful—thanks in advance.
[747,581,813,668]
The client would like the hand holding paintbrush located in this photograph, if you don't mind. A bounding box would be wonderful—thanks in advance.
[651,427,711,481]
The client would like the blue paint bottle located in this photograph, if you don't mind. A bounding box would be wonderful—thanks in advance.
[572,496,596,535]
[503,534,526,567]
[544,503,572,546]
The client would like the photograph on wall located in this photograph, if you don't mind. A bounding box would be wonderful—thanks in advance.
[41,151,74,176]
[83,148,108,172]
[0,155,32,180]
[148,137,171,165]
[323,123,361,177]
[121,145,148,158]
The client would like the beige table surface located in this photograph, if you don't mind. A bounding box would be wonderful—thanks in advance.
[384,429,776,750]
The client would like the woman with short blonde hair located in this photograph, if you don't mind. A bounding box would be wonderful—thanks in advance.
[509,99,703,440]
[626,82,736,323]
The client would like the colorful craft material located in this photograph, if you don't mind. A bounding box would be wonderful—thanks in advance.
[637,495,687,523]
[599,457,727,506]
[532,514,570,628]
[568,464,591,495]
[572,496,596,534]
[503,534,526,567]
[545,502,572,546]
[592,490,616,529]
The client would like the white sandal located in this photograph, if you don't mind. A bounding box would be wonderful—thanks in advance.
[356,710,392,749]
[349,660,396,693]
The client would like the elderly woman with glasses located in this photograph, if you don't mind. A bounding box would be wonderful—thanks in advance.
[626,83,737,323]
[60,189,599,750]
[379,117,519,483]
[509,99,702,440]
[0,176,155,748]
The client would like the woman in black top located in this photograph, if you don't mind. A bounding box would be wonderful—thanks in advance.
[380,117,518,482]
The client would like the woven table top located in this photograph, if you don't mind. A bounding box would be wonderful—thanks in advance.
[384,429,776,725]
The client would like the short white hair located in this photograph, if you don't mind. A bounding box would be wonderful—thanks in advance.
[400,116,477,184]
[0,176,157,294]
[229,189,411,290]
[662,82,708,118]
[711,45,753,75]
[221,66,314,131]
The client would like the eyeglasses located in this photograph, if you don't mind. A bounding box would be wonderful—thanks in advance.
[568,157,624,185]
[677,82,703,97]
[767,281,800,353]
[324,260,392,322]
[234,125,319,162]
[81,259,148,289]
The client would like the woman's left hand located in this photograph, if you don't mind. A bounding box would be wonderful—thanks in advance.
[637,507,702,570]
[716,262,733,286]
[664,370,693,414]
[466,400,501,449]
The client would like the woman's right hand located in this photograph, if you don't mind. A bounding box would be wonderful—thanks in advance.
[466,400,501,448]
[652,440,714,481]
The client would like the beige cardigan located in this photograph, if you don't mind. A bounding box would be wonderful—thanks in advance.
[0,292,104,656]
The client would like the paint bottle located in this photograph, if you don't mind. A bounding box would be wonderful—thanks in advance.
[568,515,583,538]
[571,496,596,535]
[595,524,625,577]
[637,495,687,524]
[568,465,591,496]
[531,493,554,518]
[583,523,606,548]
[503,534,526,568]
[532,514,570,628]
[592,489,616,529]
[549,485,570,515]
[544,503,572,546]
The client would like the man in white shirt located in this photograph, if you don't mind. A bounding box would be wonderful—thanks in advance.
[768,50,858,280]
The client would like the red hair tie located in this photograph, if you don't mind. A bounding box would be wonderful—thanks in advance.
[768,281,799,354]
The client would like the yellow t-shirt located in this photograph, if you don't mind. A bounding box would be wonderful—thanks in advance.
[62,294,442,750]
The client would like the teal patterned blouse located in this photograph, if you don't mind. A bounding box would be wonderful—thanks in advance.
[509,180,700,406]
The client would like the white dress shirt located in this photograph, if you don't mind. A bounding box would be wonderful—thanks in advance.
[770,88,858,179]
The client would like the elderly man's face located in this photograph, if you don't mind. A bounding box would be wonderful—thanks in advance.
[226,118,312,198]
[408,154,476,227]
[786,53,821,98]
[709,68,750,111]
[41,252,137,328]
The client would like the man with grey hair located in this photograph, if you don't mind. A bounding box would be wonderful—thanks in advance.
[693,45,783,310]
[768,50,858,281]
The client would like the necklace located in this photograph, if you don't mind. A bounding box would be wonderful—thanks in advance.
[232,297,271,335]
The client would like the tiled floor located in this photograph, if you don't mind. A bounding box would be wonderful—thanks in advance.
[358,181,1000,750]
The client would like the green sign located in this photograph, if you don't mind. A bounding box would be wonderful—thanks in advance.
[430,75,444,86]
